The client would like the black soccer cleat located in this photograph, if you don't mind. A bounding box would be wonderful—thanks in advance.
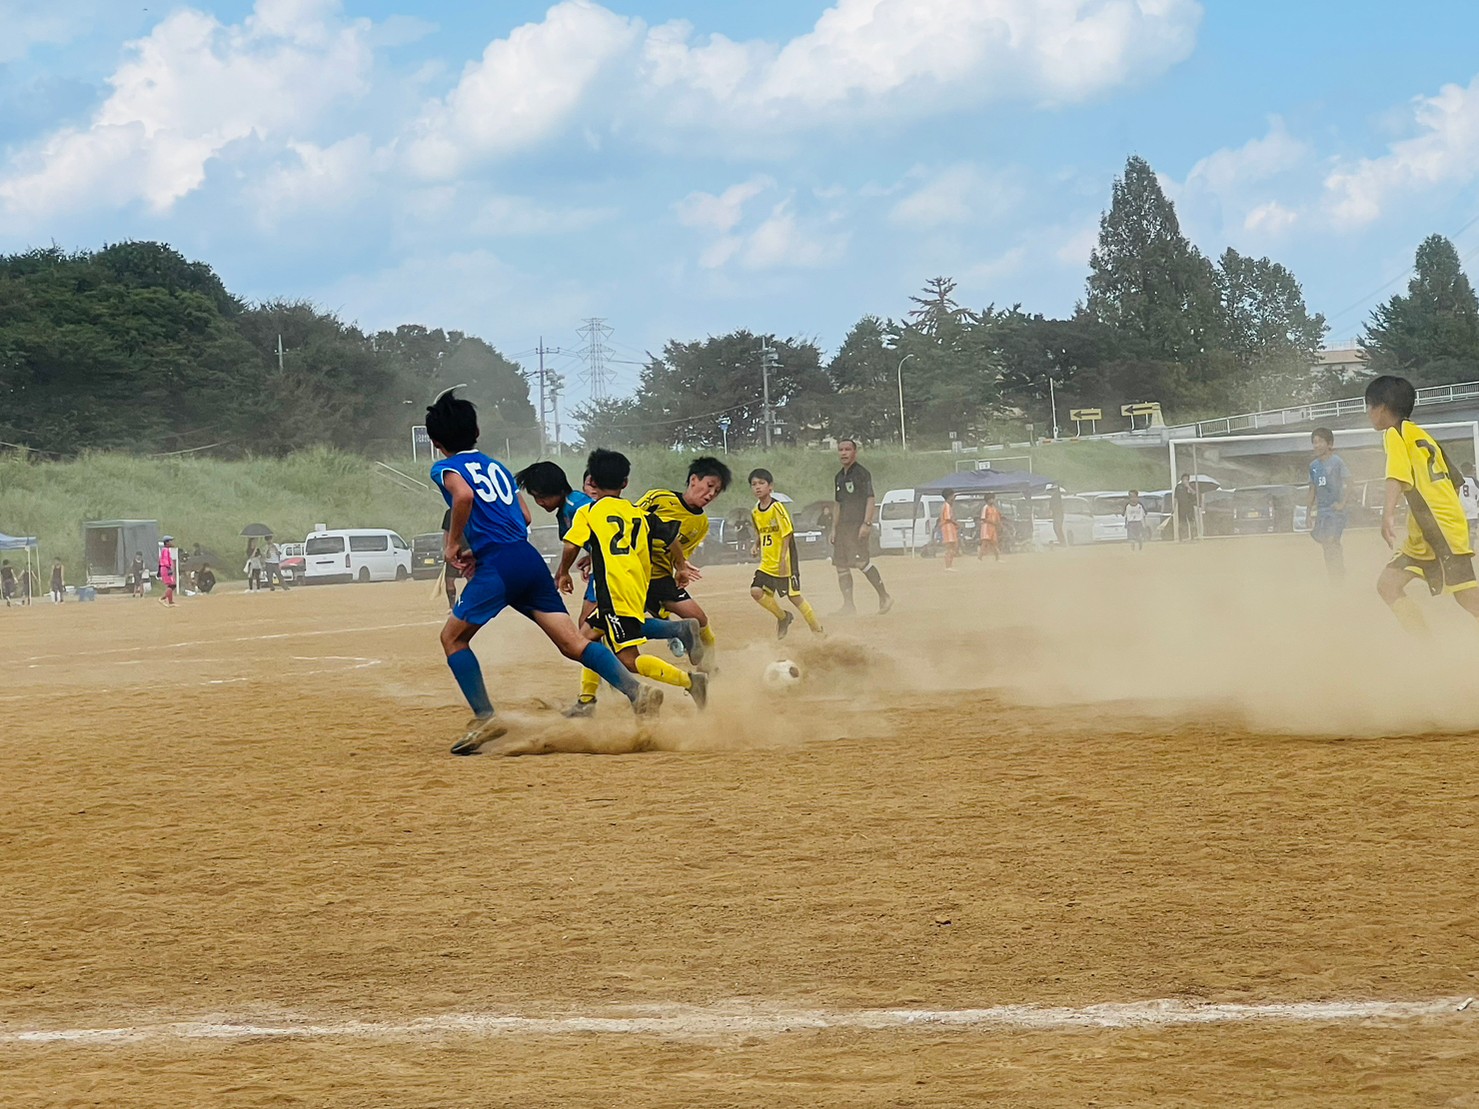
[877,594,894,616]
[777,612,795,640]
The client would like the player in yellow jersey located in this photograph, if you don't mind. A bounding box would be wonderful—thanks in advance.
[1366,375,1479,633]
[557,449,709,709]
[636,456,732,669]
[747,468,825,639]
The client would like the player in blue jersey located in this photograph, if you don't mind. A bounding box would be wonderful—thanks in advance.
[517,459,701,717]
[427,392,659,755]
[1307,427,1350,582]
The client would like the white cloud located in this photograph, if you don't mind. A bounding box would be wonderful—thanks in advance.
[640,0,1202,129]
[674,176,773,233]
[675,179,846,271]
[0,1,107,63]
[1324,74,1479,228]
[739,199,848,270]
[1244,201,1297,235]
[402,0,641,179]
[252,135,377,219]
[0,0,374,222]
[889,165,1024,229]
[1164,117,1311,244]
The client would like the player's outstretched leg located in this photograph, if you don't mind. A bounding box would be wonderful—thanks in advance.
[789,592,824,635]
[531,609,655,714]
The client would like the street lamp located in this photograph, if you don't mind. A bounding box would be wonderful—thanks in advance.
[896,353,914,451]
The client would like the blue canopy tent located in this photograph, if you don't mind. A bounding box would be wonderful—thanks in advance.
[0,531,41,603]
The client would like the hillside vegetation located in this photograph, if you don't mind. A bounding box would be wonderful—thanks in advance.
[0,442,1167,576]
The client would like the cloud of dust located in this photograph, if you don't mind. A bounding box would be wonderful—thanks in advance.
[941,535,1479,738]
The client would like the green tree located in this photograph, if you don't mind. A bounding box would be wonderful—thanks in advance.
[626,331,831,449]
[906,277,976,337]
[1362,234,1479,386]
[1215,248,1328,408]
[1086,155,1221,364]
[825,315,901,442]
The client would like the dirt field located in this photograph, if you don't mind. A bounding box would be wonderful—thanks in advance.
[2,532,1477,1107]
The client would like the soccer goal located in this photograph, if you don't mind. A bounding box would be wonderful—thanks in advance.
[1165,422,1479,541]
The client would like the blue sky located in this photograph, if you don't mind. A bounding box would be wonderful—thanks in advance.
[3,0,1479,408]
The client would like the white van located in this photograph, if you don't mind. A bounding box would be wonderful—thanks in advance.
[877,488,943,552]
[302,529,412,584]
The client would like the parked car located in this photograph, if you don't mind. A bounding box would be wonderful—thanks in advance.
[1201,485,1298,536]
[878,488,943,553]
[278,543,306,582]
[411,532,444,579]
[1022,495,1096,547]
[1079,492,1134,543]
[302,528,412,584]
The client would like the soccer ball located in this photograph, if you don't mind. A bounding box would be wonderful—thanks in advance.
[763,659,802,689]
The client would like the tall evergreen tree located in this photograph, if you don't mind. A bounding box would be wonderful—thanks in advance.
[1086,155,1221,364]
[1362,234,1479,386]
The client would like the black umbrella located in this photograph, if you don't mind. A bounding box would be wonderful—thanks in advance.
[240,523,274,538]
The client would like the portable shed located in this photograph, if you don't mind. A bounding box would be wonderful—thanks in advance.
[84,519,160,590]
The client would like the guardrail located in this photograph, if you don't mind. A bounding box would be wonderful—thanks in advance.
[1191,379,1479,439]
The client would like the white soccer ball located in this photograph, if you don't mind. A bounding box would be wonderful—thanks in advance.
[763,659,803,689]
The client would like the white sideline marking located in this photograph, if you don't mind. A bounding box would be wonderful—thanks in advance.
[21,621,441,664]
[2,997,1465,1046]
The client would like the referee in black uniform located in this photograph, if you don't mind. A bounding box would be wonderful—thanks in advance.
[832,438,893,615]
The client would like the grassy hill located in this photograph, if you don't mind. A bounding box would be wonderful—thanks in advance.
[0,442,1168,578]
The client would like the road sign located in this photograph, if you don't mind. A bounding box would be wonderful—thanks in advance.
[1070,408,1102,421]
[1120,403,1159,417]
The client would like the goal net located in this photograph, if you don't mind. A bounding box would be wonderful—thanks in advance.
[1165,422,1479,541]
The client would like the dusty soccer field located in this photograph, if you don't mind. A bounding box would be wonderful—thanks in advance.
[2,534,1477,1107]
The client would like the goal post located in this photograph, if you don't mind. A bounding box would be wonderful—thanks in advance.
[1166,422,1479,541]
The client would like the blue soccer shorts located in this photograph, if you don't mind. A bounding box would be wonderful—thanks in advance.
[454,541,566,626]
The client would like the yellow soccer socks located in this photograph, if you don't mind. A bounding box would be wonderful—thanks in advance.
[635,654,692,689]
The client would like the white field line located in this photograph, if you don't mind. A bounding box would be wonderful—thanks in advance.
[20,621,442,664]
[2,997,1468,1046]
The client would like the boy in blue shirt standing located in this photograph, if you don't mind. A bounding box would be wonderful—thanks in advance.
[428,392,657,755]
[1307,426,1350,582]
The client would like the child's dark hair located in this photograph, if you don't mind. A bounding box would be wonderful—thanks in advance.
[586,448,630,492]
[688,456,732,490]
[1312,426,1335,446]
[425,390,479,453]
[1364,375,1416,420]
[515,461,572,500]
[748,468,773,484]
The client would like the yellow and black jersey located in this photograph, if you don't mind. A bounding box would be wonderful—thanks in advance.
[751,499,797,578]
[562,498,679,619]
[635,488,708,580]
[1385,420,1473,560]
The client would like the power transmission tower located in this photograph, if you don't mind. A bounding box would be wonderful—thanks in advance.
[535,337,564,457]
[577,317,615,402]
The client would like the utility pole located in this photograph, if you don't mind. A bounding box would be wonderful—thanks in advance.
[276,334,285,373]
[549,372,565,457]
[535,337,564,457]
[758,340,779,449]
